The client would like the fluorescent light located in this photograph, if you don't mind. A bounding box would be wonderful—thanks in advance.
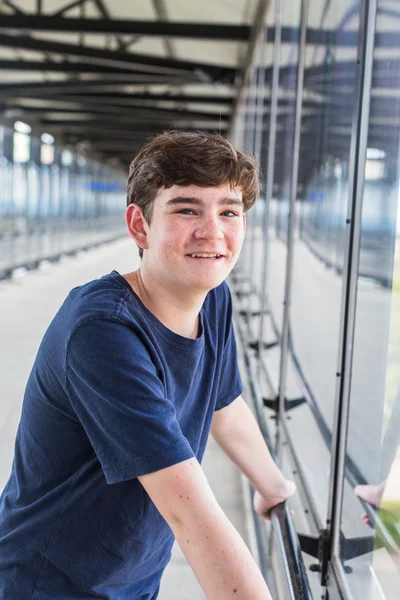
[41,133,54,144]
[14,121,31,134]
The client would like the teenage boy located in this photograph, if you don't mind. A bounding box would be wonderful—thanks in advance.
[0,131,295,600]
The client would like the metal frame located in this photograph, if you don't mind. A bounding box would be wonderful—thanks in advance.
[244,51,262,292]
[327,0,378,593]
[258,0,283,359]
[231,0,400,597]
[276,0,309,429]
[0,33,235,82]
[233,305,313,600]
[0,15,251,40]
[229,0,273,134]
[248,36,268,297]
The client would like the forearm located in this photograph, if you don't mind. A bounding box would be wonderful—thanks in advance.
[212,400,286,498]
[172,505,272,600]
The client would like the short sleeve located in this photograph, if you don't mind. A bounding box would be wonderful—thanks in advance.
[215,286,243,411]
[66,319,195,484]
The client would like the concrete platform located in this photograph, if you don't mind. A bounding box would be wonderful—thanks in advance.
[0,236,250,599]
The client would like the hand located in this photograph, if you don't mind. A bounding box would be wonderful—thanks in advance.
[354,481,386,527]
[253,479,296,519]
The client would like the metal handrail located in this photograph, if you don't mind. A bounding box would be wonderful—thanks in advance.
[233,271,400,558]
[271,503,313,600]
[233,298,313,600]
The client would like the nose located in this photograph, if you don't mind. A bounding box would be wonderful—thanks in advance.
[193,215,224,240]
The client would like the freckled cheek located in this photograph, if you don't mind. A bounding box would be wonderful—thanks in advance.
[159,226,187,259]
[226,226,245,249]
[164,223,191,247]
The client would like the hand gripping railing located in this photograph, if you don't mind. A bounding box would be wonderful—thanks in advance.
[233,302,313,600]
[270,503,313,600]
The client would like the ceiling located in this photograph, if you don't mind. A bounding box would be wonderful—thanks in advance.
[0,0,262,166]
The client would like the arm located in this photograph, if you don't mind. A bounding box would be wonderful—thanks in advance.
[211,396,296,515]
[139,458,272,600]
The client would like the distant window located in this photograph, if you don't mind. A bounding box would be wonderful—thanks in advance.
[61,149,74,166]
[41,143,54,165]
[13,132,30,163]
[365,159,385,181]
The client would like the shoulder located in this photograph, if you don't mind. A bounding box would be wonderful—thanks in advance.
[44,272,136,353]
[66,271,129,324]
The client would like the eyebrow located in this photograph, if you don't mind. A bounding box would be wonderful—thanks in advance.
[165,196,243,208]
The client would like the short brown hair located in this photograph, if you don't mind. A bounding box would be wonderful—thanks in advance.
[126,130,260,258]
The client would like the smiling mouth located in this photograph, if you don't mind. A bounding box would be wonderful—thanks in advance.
[186,253,224,260]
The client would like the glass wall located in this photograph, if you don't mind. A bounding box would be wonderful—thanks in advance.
[0,125,126,279]
[287,2,360,525]
[338,4,400,597]
[232,0,400,598]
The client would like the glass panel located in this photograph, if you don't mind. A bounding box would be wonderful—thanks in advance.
[279,2,360,525]
[265,0,301,345]
[246,28,274,316]
[0,128,14,276]
[250,7,277,320]
[339,6,400,597]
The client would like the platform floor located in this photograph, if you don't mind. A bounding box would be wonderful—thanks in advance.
[0,237,250,599]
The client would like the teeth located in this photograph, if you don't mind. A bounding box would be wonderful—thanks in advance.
[190,253,221,258]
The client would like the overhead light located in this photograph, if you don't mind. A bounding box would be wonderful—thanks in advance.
[14,121,31,134]
[41,133,54,144]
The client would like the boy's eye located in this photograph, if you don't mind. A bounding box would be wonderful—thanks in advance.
[221,210,238,217]
[177,208,196,215]
[177,209,239,217]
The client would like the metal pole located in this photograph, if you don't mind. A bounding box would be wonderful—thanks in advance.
[277,0,309,427]
[328,0,377,578]
[249,36,269,304]
[229,0,273,137]
[258,0,283,354]
[244,62,261,294]
[243,89,254,285]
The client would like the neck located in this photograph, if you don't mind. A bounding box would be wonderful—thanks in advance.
[123,267,206,339]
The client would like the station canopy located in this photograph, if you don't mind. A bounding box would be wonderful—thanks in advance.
[0,0,262,166]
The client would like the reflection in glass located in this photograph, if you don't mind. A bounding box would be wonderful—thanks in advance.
[339,7,400,596]
[265,0,301,342]
[273,3,360,525]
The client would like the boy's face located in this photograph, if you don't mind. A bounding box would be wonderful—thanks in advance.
[142,183,246,293]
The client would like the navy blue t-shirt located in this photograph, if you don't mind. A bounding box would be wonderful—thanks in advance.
[0,271,242,600]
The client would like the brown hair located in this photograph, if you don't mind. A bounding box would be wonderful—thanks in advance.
[126,130,260,258]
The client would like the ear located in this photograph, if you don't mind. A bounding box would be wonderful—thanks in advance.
[125,204,149,251]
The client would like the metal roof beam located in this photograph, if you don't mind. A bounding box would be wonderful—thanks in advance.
[1,90,233,107]
[91,0,134,53]
[40,117,228,127]
[1,19,394,49]
[2,0,27,14]
[0,59,177,74]
[0,33,236,83]
[230,0,272,132]
[41,118,228,129]
[54,92,235,104]
[52,0,87,17]
[62,125,216,138]
[0,15,250,40]
[11,103,230,121]
[0,77,201,97]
